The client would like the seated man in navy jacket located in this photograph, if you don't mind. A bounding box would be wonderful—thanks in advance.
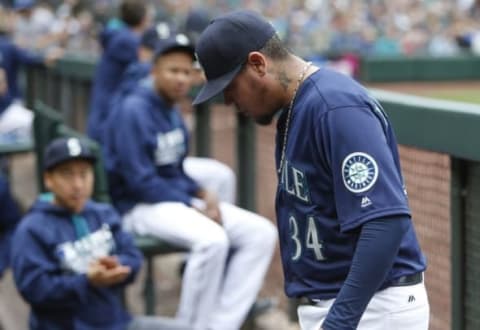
[10,137,187,330]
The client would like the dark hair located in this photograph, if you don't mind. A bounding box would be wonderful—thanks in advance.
[120,0,146,27]
[258,34,290,60]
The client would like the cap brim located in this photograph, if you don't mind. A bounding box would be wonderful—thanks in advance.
[192,64,242,105]
[45,155,97,171]
[155,45,196,61]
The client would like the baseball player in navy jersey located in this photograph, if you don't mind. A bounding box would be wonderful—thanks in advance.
[193,10,429,330]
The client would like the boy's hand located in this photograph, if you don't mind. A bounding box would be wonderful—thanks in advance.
[98,255,120,269]
[87,259,131,287]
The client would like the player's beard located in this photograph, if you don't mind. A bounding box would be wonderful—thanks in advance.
[252,84,279,126]
[255,112,277,125]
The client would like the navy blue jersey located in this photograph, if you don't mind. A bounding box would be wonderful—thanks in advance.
[275,68,426,299]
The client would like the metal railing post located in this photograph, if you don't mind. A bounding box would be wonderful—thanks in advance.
[236,113,256,211]
[451,157,466,330]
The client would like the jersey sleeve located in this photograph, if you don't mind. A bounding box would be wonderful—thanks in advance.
[320,105,410,232]
[13,45,43,66]
[108,34,138,64]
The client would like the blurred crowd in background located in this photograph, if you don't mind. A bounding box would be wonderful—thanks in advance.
[1,0,480,62]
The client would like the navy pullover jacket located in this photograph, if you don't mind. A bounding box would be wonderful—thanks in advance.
[10,197,143,330]
[87,26,140,142]
[104,83,201,214]
[98,61,151,145]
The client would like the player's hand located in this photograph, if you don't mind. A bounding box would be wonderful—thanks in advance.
[203,190,222,223]
[195,189,222,224]
[44,47,64,67]
[87,260,131,287]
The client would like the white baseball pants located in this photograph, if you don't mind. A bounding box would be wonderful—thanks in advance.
[0,101,32,143]
[183,157,236,204]
[297,281,429,330]
[123,201,277,330]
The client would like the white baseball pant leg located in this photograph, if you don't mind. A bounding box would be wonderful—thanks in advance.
[123,202,230,330]
[0,101,32,142]
[207,202,277,330]
[123,201,277,330]
[297,281,429,330]
[183,157,236,204]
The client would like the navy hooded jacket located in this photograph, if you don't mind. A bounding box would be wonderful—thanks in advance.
[97,61,151,145]
[87,26,140,142]
[103,83,201,214]
[10,197,143,330]
[0,35,43,114]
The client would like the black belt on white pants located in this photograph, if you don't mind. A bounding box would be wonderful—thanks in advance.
[298,272,423,306]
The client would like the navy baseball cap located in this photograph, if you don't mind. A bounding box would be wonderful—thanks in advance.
[14,0,35,10]
[185,9,210,44]
[44,137,96,171]
[153,33,195,61]
[192,10,276,105]
[141,22,174,50]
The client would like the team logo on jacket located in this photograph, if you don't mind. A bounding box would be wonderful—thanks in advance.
[342,152,378,193]
[55,224,115,274]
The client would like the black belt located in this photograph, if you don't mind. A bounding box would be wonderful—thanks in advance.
[390,272,423,287]
[298,272,423,306]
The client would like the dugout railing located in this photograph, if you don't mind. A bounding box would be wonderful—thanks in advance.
[22,54,480,330]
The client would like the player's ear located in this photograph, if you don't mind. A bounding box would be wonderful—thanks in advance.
[44,171,53,191]
[246,52,267,77]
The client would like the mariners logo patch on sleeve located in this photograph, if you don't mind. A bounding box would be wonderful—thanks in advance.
[342,152,378,193]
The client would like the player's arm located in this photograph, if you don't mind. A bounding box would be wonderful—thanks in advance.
[106,207,143,285]
[318,100,412,329]
[321,215,409,330]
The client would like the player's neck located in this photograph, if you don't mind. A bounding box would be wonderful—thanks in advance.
[281,57,314,108]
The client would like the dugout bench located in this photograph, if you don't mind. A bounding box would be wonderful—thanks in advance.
[33,100,188,315]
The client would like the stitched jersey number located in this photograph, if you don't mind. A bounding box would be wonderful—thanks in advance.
[289,216,325,261]
[289,216,302,260]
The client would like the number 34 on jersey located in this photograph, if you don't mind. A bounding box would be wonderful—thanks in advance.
[289,215,326,261]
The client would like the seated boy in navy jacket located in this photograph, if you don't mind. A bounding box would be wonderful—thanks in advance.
[10,137,186,330]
